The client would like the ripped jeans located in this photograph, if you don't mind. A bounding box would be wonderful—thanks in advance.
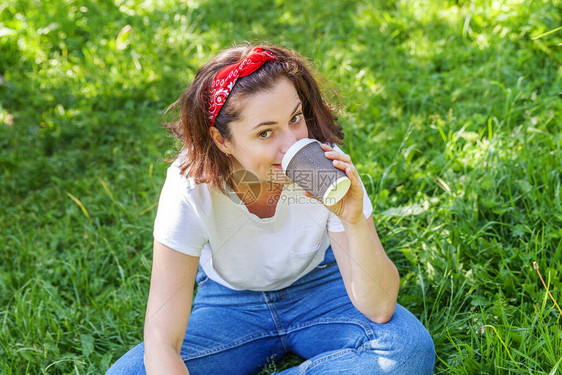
[107,246,435,374]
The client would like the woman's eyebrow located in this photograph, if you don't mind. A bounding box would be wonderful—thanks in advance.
[251,102,302,130]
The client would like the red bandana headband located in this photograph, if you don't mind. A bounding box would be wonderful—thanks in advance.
[208,47,277,127]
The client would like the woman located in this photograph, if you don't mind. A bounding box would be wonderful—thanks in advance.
[108,44,435,374]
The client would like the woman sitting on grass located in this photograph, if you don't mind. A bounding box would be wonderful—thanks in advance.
[107,43,435,374]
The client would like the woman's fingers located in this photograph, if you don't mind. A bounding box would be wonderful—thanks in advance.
[325,152,355,175]
[324,149,352,163]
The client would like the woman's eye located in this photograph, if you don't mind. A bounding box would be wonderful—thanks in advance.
[290,113,303,124]
[258,130,273,139]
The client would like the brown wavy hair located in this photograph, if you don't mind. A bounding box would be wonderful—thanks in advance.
[164,43,345,195]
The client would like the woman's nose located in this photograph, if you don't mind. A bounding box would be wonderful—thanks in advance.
[280,132,299,154]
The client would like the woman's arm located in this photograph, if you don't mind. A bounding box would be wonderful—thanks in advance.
[328,215,400,324]
[306,144,399,323]
[143,239,200,374]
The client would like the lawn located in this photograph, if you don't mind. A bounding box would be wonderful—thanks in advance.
[1,0,561,373]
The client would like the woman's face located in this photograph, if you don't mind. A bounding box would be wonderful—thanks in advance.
[216,77,310,186]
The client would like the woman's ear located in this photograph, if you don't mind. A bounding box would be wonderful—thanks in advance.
[209,127,230,155]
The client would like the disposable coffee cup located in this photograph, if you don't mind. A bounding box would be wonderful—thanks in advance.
[282,138,351,205]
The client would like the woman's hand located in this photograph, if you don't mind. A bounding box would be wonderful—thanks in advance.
[303,144,365,225]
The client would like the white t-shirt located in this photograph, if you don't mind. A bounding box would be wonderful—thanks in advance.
[153,145,373,291]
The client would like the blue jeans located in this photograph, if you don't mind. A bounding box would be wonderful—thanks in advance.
[107,246,435,374]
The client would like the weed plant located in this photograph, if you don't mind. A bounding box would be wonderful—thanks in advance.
[0,0,560,373]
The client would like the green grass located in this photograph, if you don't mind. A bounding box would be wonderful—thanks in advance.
[1,0,561,373]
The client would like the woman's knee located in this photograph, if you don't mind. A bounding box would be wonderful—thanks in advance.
[363,306,435,373]
[398,324,435,374]
[362,329,434,374]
